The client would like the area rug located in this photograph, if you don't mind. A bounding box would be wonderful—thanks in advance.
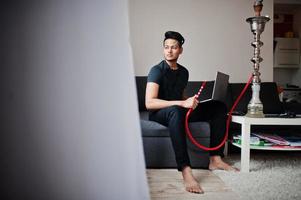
[213,151,301,200]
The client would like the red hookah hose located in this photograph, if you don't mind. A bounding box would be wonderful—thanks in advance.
[185,74,253,151]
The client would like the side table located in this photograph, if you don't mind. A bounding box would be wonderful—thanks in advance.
[231,116,301,172]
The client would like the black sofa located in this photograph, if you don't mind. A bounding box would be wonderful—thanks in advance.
[135,76,301,169]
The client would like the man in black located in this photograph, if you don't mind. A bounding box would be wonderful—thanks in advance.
[145,31,237,194]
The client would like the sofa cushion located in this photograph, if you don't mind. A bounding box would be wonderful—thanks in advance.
[140,112,169,137]
[230,82,285,114]
[261,82,285,114]
[185,81,214,99]
[135,76,147,111]
[229,83,251,114]
[185,81,232,110]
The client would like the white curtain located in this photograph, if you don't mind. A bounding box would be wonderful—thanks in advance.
[0,0,149,199]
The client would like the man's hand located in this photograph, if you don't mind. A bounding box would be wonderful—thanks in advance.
[182,95,198,109]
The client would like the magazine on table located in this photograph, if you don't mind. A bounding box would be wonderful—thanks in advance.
[252,133,290,146]
[233,133,301,147]
[233,134,272,146]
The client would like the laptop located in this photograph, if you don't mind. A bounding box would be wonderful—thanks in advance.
[198,71,229,103]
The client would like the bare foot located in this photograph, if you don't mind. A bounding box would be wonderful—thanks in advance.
[182,166,204,194]
[209,156,239,172]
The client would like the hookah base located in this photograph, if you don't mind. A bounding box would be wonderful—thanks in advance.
[246,111,264,118]
[246,107,264,118]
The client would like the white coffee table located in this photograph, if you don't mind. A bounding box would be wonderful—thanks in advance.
[231,115,301,172]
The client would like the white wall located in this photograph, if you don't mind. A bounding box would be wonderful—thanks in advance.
[129,0,273,83]
[0,1,149,199]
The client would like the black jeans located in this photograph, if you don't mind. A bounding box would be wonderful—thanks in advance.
[149,100,227,171]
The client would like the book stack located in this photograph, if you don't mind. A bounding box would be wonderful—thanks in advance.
[233,134,272,146]
[232,133,301,147]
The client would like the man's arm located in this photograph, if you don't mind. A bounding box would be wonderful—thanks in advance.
[145,82,198,110]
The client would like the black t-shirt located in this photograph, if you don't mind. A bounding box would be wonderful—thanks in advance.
[147,60,189,101]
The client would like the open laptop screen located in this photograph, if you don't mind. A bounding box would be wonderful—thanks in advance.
[199,71,229,103]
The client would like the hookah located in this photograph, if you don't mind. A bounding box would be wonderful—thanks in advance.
[246,0,270,117]
[185,0,270,150]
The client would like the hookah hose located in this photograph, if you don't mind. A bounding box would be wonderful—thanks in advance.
[185,74,253,151]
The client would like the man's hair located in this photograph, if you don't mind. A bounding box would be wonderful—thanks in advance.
[163,31,185,47]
